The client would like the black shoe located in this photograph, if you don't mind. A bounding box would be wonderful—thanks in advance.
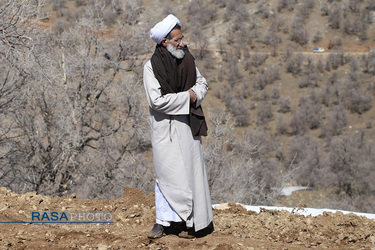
[188,221,215,238]
[193,221,215,238]
[164,221,186,235]
[148,223,164,239]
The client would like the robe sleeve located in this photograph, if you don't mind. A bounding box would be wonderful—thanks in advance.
[143,60,190,115]
[190,67,208,108]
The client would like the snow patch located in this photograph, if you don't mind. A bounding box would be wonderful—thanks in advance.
[213,204,375,220]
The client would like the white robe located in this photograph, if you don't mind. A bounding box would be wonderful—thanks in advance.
[143,60,213,231]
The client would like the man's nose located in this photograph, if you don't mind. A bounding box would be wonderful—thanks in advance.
[178,40,184,47]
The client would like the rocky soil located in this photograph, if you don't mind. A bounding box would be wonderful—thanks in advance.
[0,186,374,249]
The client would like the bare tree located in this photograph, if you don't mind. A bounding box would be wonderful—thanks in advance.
[290,16,309,45]
[362,53,375,74]
[289,135,322,187]
[0,0,47,191]
[342,87,373,114]
[0,0,152,199]
[328,104,348,136]
[286,53,304,75]
[204,111,291,205]
[320,132,375,212]
[289,94,323,134]
[253,64,280,90]
[329,3,342,29]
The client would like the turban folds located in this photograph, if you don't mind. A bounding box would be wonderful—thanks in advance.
[150,14,180,44]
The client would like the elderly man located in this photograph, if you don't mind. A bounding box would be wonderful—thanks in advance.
[143,14,213,239]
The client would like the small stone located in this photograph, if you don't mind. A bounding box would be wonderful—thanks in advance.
[98,244,108,250]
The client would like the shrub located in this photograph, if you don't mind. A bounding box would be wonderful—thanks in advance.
[322,80,340,107]
[289,96,322,134]
[227,60,242,86]
[297,0,315,20]
[330,104,348,136]
[253,65,280,90]
[255,0,270,19]
[188,0,218,26]
[277,0,298,12]
[205,114,284,205]
[256,101,274,125]
[366,0,375,10]
[326,50,348,70]
[290,16,309,45]
[298,73,321,88]
[251,52,269,68]
[227,98,251,127]
[343,88,373,114]
[328,3,341,29]
[275,115,288,135]
[286,53,304,75]
[52,19,69,35]
[278,98,291,113]
[320,2,330,16]
[289,135,322,186]
[312,31,323,43]
[348,0,360,13]
[52,0,67,11]
[298,76,310,88]
[319,132,375,212]
[349,57,360,72]
[316,58,324,73]
[321,104,348,139]
[359,21,369,41]
[224,0,247,22]
[212,0,226,8]
[271,87,281,100]
[75,0,87,7]
[103,9,117,27]
[362,53,375,74]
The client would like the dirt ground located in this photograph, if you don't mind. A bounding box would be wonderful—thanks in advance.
[0,186,374,250]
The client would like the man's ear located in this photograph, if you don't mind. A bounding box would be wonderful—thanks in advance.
[161,38,168,48]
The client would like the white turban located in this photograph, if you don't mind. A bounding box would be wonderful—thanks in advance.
[150,14,180,44]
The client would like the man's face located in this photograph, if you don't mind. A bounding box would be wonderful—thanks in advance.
[168,28,184,49]
[162,28,185,59]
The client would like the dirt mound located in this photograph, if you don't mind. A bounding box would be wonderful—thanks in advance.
[0,187,374,249]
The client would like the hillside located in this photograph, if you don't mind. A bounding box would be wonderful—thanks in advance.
[1,0,375,228]
[1,186,374,249]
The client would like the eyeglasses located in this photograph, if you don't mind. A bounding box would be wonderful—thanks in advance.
[172,36,184,43]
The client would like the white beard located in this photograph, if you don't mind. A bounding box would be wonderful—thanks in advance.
[167,43,185,59]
